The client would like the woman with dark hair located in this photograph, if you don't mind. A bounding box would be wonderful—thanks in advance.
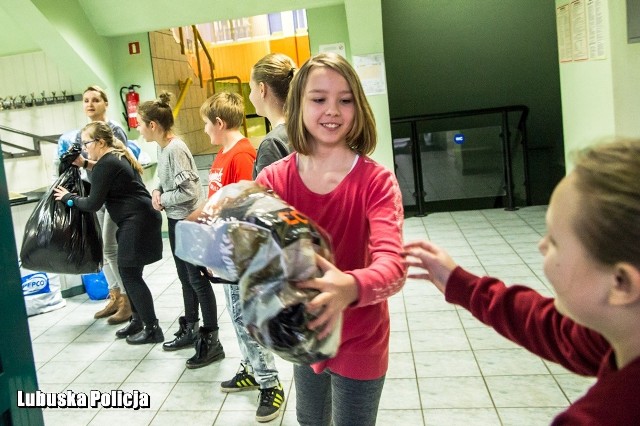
[53,121,164,345]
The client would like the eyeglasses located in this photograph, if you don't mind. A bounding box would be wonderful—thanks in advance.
[81,139,96,147]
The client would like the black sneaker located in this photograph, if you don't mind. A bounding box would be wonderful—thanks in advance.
[255,383,285,423]
[220,363,259,393]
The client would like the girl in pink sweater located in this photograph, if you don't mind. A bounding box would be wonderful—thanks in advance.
[256,52,406,425]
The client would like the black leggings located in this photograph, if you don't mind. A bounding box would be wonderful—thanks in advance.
[118,265,157,325]
[168,218,219,329]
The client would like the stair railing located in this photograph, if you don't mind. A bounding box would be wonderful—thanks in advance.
[178,26,215,97]
[391,105,530,215]
[0,125,58,159]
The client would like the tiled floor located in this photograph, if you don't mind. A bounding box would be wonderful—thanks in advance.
[28,206,596,425]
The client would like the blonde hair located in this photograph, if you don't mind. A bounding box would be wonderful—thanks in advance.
[571,138,640,268]
[199,92,244,129]
[82,121,143,175]
[251,53,297,105]
[285,52,377,156]
[138,91,174,131]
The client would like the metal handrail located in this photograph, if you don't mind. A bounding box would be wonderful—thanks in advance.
[173,77,193,119]
[391,105,530,215]
[176,26,215,96]
[192,25,215,95]
[0,125,58,159]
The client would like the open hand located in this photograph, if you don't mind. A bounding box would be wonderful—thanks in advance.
[53,185,70,201]
[402,241,458,293]
[296,254,358,340]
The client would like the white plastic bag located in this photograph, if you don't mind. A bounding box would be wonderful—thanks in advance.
[20,266,66,316]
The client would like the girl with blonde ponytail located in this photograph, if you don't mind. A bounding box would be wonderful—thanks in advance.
[54,121,164,345]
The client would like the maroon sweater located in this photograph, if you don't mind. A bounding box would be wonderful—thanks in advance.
[446,267,640,425]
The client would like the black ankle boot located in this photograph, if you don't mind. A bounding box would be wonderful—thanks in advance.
[115,314,142,339]
[126,320,164,345]
[186,327,225,369]
[162,316,199,351]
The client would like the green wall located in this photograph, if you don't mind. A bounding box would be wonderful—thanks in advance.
[382,0,564,205]
[307,5,351,57]
[108,33,156,139]
[307,1,394,171]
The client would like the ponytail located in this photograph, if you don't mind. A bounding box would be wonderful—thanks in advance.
[112,138,144,175]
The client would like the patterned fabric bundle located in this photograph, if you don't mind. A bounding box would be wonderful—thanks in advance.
[175,181,341,364]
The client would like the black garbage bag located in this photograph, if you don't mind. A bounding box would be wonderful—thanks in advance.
[20,147,102,274]
[58,141,82,175]
[175,181,341,364]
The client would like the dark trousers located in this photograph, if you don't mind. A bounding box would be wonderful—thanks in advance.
[168,217,219,329]
[118,265,157,325]
[294,364,385,426]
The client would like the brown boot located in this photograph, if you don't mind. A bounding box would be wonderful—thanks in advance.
[107,294,132,325]
[94,288,120,319]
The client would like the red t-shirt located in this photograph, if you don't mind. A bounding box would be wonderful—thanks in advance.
[208,138,256,198]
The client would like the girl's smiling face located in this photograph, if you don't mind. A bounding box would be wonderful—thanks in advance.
[301,66,355,148]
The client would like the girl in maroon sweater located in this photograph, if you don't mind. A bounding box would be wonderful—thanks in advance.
[256,52,406,426]
[403,139,640,425]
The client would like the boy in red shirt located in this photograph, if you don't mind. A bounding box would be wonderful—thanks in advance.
[201,92,256,198]
[200,92,285,423]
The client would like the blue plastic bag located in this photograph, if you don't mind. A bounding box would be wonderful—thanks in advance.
[82,271,108,300]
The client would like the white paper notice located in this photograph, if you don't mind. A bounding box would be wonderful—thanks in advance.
[353,54,387,96]
[556,4,573,62]
[587,0,607,60]
[571,0,589,61]
[319,43,346,57]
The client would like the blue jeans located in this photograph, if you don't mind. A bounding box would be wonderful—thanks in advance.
[224,284,279,389]
[294,364,385,426]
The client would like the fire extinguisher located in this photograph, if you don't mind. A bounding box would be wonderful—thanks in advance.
[120,84,141,130]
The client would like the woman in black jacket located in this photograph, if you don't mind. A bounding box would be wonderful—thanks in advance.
[54,121,164,345]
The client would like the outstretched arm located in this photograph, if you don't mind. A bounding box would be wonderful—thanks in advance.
[402,240,458,293]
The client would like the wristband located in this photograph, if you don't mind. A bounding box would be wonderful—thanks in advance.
[66,199,74,207]
[83,159,89,169]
